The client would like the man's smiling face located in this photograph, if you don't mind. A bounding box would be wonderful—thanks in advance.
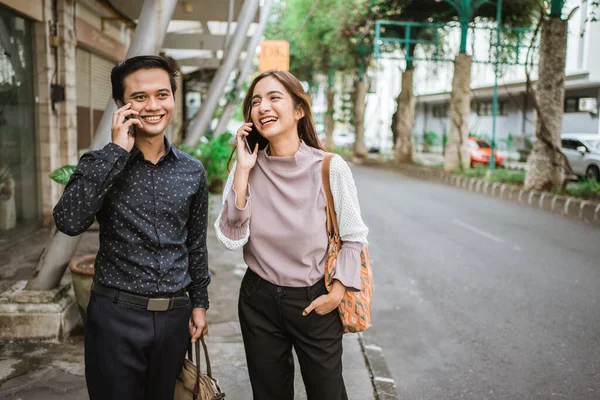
[122,68,174,137]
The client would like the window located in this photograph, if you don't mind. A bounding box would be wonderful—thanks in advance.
[0,7,38,237]
[586,140,600,152]
[561,139,575,149]
[564,97,592,113]
[562,139,587,150]
[565,98,579,113]
[475,101,506,116]
[432,104,449,118]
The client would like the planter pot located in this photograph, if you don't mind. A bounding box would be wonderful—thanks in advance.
[68,254,95,322]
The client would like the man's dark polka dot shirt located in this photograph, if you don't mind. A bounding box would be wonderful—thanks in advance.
[53,139,210,308]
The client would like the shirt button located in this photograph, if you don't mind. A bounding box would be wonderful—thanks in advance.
[277,288,282,293]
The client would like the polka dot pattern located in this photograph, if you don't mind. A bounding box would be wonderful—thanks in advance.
[53,140,210,308]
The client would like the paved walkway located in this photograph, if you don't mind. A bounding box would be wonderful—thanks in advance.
[0,195,376,399]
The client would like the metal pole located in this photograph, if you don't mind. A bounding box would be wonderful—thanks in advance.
[214,0,272,136]
[550,0,564,18]
[184,0,261,146]
[490,0,501,172]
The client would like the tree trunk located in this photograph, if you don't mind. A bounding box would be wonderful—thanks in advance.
[444,53,472,172]
[324,84,335,150]
[394,68,415,163]
[26,0,178,291]
[524,17,567,191]
[183,0,260,146]
[213,0,273,136]
[353,78,368,160]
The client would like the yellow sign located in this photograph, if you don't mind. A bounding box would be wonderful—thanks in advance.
[259,40,290,72]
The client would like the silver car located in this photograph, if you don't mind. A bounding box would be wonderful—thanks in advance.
[560,134,600,181]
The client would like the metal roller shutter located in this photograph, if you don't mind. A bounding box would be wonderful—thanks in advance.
[90,53,114,109]
[76,48,114,150]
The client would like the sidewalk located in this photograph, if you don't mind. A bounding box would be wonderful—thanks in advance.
[0,195,376,399]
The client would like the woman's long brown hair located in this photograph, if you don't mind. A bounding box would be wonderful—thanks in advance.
[228,70,323,169]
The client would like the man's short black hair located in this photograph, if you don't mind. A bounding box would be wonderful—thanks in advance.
[111,55,179,102]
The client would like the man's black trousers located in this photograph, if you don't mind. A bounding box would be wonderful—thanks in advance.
[84,291,192,400]
[239,268,348,400]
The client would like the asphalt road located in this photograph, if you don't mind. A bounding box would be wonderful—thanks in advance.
[353,163,600,400]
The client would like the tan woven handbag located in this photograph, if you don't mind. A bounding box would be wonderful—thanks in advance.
[174,336,225,400]
[321,153,373,333]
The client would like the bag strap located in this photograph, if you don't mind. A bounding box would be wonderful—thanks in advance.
[188,335,214,396]
[321,154,340,242]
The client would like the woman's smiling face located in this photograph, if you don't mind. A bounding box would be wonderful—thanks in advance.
[250,76,303,140]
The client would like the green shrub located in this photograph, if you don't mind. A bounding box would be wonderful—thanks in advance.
[179,132,234,193]
[455,166,487,178]
[454,167,525,185]
[565,179,600,200]
[488,169,525,185]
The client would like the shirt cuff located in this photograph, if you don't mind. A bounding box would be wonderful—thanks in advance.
[101,142,131,170]
[219,186,250,240]
[188,286,210,309]
[332,241,363,292]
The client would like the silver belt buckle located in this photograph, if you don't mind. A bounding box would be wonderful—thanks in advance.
[147,298,170,311]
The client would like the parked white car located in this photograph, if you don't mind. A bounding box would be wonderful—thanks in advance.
[560,133,600,181]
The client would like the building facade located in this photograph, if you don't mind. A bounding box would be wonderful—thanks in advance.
[366,0,600,155]
[0,0,134,241]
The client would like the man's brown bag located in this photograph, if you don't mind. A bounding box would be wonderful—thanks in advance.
[174,336,225,400]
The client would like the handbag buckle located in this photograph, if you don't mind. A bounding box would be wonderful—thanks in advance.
[147,298,170,311]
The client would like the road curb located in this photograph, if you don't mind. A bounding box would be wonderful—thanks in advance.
[356,158,600,226]
[358,331,398,400]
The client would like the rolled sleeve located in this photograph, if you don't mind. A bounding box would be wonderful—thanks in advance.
[332,241,363,292]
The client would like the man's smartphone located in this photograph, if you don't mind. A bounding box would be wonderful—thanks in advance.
[116,100,136,137]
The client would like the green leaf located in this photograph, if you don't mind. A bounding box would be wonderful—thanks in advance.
[49,165,76,185]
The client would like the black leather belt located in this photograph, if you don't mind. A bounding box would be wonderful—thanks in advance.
[91,282,189,311]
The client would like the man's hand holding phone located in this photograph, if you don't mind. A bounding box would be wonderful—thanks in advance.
[236,122,259,171]
[112,102,143,152]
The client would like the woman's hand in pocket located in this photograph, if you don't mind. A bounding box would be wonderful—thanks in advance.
[302,281,346,316]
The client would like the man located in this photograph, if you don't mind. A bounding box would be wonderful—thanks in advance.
[53,55,210,400]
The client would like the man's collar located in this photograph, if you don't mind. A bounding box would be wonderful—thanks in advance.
[130,136,179,160]
[164,136,180,159]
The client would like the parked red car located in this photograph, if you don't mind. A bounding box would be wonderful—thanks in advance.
[468,137,504,167]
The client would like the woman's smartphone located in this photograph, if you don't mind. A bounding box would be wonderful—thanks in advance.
[116,100,136,137]
[243,136,253,153]
[244,109,269,152]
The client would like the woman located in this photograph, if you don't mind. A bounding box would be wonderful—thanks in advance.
[215,70,368,400]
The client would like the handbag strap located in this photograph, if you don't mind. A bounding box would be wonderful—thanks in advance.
[321,154,341,244]
[189,335,214,396]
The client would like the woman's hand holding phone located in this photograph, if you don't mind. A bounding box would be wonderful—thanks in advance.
[112,102,143,152]
[233,122,259,209]
[236,122,259,171]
